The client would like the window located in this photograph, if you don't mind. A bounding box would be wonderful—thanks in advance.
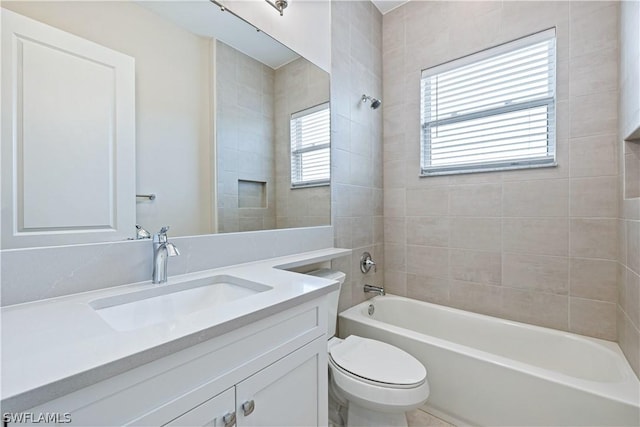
[290,102,330,187]
[420,29,556,176]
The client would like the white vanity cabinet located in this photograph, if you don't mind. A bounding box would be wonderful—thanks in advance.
[167,337,324,427]
[10,297,328,427]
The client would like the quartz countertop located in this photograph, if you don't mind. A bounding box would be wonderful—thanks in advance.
[1,248,351,412]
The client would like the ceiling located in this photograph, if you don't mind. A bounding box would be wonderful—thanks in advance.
[138,1,300,69]
[371,0,410,14]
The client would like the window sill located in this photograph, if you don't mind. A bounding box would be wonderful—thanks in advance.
[420,160,557,177]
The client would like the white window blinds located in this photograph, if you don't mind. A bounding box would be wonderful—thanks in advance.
[420,28,557,176]
[290,102,330,187]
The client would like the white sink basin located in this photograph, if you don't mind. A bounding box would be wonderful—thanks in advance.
[90,275,271,331]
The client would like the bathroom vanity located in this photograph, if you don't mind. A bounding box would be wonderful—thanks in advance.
[1,249,349,426]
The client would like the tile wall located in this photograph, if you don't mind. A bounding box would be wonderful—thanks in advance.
[274,57,331,229]
[330,1,384,313]
[618,0,640,378]
[216,41,277,233]
[381,1,620,340]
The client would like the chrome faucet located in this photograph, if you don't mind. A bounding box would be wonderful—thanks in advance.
[363,284,385,296]
[136,224,151,239]
[152,226,180,284]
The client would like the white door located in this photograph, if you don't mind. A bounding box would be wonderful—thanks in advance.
[236,337,327,427]
[1,9,135,248]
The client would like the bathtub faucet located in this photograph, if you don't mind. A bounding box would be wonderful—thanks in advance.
[364,284,385,296]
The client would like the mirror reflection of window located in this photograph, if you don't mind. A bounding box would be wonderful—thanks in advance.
[290,103,331,188]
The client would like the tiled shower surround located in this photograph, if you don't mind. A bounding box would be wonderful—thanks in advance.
[216,42,330,233]
[381,2,623,343]
[330,0,385,313]
[618,0,640,378]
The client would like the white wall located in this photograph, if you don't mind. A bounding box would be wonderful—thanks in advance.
[223,0,331,72]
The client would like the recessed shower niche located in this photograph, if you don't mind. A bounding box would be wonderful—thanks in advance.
[238,180,267,209]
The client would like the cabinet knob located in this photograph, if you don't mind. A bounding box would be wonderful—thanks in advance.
[241,400,255,417]
[222,411,236,427]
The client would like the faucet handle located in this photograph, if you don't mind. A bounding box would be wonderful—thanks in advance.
[360,252,377,273]
[158,226,170,235]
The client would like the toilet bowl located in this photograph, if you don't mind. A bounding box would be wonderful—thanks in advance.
[308,269,430,427]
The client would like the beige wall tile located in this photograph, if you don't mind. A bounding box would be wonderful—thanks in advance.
[569,47,618,97]
[384,188,405,217]
[618,307,640,379]
[384,243,406,272]
[569,298,616,340]
[352,216,374,248]
[623,267,640,329]
[503,218,569,256]
[503,179,569,217]
[407,273,450,306]
[502,288,569,330]
[627,220,640,274]
[383,133,406,163]
[570,176,618,218]
[450,249,501,285]
[406,187,449,216]
[450,217,502,251]
[449,184,502,217]
[569,134,618,177]
[619,219,628,267]
[407,216,450,247]
[450,280,502,318]
[503,253,569,295]
[332,1,384,317]
[384,269,407,297]
[623,198,640,222]
[406,245,449,279]
[570,2,618,58]
[500,1,569,42]
[569,91,618,138]
[384,159,407,189]
[624,150,640,199]
[379,0,620,342]
[570,258,618,302]
[570,218,617,260]
[384,217,406,244]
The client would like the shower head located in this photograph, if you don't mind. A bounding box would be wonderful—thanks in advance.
[361,94,382,110]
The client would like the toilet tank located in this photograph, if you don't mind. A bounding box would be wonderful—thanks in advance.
[307,269,346,339]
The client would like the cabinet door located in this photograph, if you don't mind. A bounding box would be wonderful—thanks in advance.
[236,337,327,427]
[164,387,235,427]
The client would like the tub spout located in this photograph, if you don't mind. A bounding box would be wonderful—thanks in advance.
[364,284,385,296]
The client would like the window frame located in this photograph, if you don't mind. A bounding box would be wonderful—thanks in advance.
[290,102,331,189]
[420,28,557,177]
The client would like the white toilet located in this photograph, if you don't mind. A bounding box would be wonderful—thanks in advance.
[309,269,430,427]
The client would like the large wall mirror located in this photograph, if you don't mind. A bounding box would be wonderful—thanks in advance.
[0,0,330,249]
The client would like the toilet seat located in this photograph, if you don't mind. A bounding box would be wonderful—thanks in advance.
[328,336,430,413]
[329,335,427,388]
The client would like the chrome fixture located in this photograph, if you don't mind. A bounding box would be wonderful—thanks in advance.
[265,0,288,16]
[135,224,151,239]
[152,226,180,284]
[136,193,156,201]
[364,284,385,296]
[361,94,382,109]
[360,251,377,273]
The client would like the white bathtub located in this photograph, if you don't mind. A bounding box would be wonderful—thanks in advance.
[339,295,640,426]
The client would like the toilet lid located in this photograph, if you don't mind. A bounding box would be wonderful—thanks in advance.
[329,336,426,386]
